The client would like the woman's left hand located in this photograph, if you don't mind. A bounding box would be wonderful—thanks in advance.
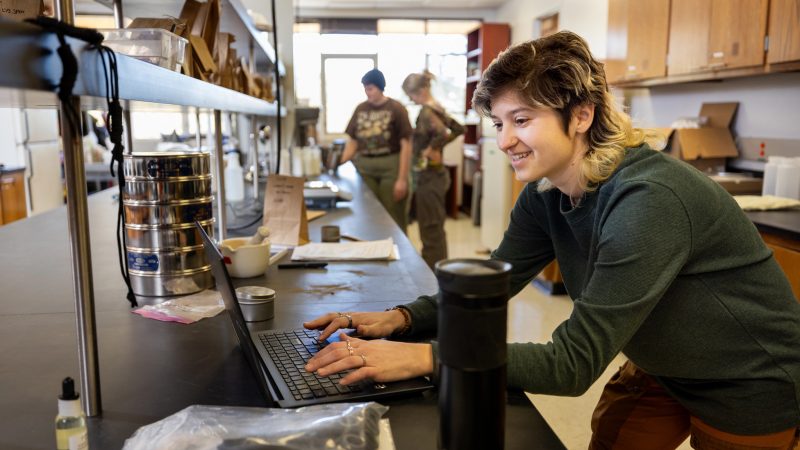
[305,334,433,385]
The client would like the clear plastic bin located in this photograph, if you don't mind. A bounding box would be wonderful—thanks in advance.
[99,28,188,72]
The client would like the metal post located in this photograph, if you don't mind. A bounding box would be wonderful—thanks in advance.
[112,0,134,154]
[214,110,227,241]
[195,108,202,149]
[56,0,102,418]
[251,116,259,198]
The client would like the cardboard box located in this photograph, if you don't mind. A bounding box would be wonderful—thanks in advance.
[663,102,740,173]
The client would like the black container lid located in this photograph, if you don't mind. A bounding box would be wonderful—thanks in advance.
[435,259,512,297]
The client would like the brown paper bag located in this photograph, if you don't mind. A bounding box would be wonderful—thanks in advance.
[0,0,43,20]
[263,175,309,247]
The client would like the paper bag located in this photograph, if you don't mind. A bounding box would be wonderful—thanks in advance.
[263,175,309,246]
[0,0,43,19]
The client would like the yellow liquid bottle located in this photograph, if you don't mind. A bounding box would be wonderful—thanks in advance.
[55,377,88,450]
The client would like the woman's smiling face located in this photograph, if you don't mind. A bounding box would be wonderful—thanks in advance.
[490,90,589,193]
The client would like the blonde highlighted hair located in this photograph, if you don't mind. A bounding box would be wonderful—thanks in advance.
[473,31,658,192]
[402,71,436,97]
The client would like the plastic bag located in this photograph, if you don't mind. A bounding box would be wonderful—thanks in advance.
[123,402,389,450]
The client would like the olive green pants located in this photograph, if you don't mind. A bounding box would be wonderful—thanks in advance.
[354,153,410,233]
[413,167,450,270]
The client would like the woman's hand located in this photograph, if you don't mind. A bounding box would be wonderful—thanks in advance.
[303,310,406,342]
[422,147,443,165]
[393,177,408,202]
[305,334,433,385]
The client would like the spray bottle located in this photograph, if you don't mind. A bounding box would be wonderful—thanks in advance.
[55,377,88,450]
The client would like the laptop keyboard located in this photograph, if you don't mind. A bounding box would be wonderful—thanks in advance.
[259,329,365,402]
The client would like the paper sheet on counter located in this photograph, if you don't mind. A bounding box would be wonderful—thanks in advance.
[734,195,800,211]
[291,238,399,261]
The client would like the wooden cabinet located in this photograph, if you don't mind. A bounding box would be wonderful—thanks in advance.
[667,0,768,75]
[762,233,800,301]
[767,0,800,65]
[463,23,510,217]
[625,0,671,80]
[708,0,769,70]
[667,0,712,75]
[0,170,27,225]
[606,0,670,83]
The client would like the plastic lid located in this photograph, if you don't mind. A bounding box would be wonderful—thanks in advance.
[59,377,80,401]
[236,286,275,301]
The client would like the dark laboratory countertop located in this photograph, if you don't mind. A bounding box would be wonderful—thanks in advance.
[745,210,800,239]
[0,164,24,173]
[0,162,565,450]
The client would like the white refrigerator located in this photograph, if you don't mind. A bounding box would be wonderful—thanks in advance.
[13,108,63,216]
[479,122,514,252]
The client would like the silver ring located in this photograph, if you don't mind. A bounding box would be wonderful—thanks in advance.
[360,354,367,367]
[344,314,353,328]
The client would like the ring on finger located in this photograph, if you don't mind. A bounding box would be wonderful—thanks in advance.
[344,314,353,328]
[346,340,354,356]
[360,354,367,367]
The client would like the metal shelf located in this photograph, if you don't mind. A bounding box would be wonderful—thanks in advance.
[0,19,279,115]
[77,0,285,75]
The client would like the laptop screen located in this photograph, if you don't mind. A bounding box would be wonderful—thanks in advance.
[196,223,275,401]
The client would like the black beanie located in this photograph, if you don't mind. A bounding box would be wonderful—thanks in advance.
[361,69,386,91]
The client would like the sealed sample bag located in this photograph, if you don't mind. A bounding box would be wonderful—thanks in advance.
[123,402,388,450]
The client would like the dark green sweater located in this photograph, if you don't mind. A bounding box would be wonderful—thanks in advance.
[404,146,800,434]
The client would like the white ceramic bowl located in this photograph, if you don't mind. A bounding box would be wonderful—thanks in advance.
[219,237,270,278]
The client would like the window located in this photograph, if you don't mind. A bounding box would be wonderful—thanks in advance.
[294,19,480,139]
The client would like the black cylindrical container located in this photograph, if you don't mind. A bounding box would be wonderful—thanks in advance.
[435,258,512,450]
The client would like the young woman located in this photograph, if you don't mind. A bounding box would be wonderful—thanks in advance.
[402,71,464,269]
[305,32,800,449]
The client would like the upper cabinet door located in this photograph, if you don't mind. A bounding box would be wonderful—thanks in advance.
[668,0,712,75]
[605,0,629,84]
[767,0,800,64]
[625,0,670,80]
[707,0,768,70]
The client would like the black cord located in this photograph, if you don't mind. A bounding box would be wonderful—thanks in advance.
[96,45,138,308]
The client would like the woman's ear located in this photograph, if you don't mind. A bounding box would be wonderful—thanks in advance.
[573,103,595,134]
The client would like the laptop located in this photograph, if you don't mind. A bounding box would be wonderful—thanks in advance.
[197,223,433,407]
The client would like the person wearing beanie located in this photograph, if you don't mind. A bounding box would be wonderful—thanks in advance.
[341,69,413,232]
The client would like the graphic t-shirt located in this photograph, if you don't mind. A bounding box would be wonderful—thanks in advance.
[345,98,412,156]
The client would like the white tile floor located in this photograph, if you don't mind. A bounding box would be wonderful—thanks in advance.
[408,214,692,450]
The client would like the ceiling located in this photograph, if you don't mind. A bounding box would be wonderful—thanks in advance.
[296,0,506,8]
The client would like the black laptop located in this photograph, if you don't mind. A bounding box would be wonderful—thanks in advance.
[197,223,433,407]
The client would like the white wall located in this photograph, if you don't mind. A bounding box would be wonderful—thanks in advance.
[626,72,800,139]
[495,0,608,58]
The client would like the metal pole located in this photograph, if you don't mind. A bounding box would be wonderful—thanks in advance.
[251,116,259,198]
[195,108,202,149]
[214,110,227,241]
[112,0,134,155]
[270,0,282,173]
[57,0,102,418]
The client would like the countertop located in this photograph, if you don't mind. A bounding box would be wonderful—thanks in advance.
[745,209,800,238]
[0,162,565,449]
[0,164,24,173]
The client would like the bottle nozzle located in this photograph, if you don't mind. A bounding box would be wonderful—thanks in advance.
[60,377,80,401]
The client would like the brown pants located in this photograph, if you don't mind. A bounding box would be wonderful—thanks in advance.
[589,361,800,450]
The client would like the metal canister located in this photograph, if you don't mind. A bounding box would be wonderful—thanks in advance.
[122,152,214,297]
[235,286,276,322]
